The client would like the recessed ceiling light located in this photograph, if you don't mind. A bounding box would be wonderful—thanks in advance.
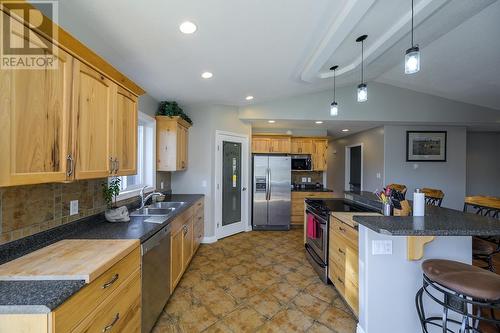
[315,121,324,124]
[268,120,276,124]
[245,96,254,101]
[201,72,213,79]
[342,129,350,132]
[179,21,197,34]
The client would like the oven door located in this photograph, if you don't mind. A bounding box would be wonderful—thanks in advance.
[305,209,327,263]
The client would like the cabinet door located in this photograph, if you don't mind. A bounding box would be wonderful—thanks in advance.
[177,125,188,170]
[170,228,184,290]
[156,118,178,171]
[252,137,270,153]
[313,139,328,171]
[182,220,194,267]
[114,86,137,176]
[0,17,73,186]
[291,139,312,154]
[270,138,291,153]
[72,61,115,179]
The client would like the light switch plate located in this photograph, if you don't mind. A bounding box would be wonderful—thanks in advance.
[160,181,164,190]
[372,240,392,255]
[376,173,381,179]
[307,177,311,183]
[70,200,78,216]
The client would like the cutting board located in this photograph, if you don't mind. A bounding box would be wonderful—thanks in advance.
[0,239,139,283]
[331,211,381,228]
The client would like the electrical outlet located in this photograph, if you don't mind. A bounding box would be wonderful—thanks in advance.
[372,240,392,255]
[301,177,307,182]
[307,177,311,183]
[376,173,381,179]
[70,200,78,216]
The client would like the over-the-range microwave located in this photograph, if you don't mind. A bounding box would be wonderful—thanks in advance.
[291,155,312,171]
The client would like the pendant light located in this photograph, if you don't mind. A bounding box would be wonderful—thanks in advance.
[356,35,368,103]
[405,0,420,74]
[330,65,339,116]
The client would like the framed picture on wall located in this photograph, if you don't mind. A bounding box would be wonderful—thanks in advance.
[406,131,447,162]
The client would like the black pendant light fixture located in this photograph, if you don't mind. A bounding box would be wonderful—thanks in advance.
[356,34,368,103]
[405,0,420,74]
[330,65,339,116]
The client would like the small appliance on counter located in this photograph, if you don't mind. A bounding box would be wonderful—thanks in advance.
[291,155,312,171]
[292,182,324,191]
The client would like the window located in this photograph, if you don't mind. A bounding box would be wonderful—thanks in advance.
[116,112,156,200]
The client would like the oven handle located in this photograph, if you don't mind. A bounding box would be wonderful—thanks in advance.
[306,209,327,225]
[305,243,326,268]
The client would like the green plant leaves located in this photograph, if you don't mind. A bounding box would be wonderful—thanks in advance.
[156,101,193,125]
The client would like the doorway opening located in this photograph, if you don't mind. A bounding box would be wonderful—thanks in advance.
[215,131,250,240]
[345,143,363,191]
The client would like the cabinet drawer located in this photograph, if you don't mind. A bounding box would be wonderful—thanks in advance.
[52,247,140,332]
[329,233,346,269]
[170,207,194,234]
[330,218,358,249]
[72,269,141,333]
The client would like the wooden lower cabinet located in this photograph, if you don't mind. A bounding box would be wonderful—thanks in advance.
[170,198,205,291]
[0,245,141,333]
[328,216,359,317]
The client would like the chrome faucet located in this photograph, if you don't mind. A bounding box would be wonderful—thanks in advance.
[139,186,163,209]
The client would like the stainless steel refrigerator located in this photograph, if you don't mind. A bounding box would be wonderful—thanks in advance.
[252,155,291,230]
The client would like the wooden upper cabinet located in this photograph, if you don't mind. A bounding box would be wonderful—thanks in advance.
[252,137,271,153]
[113,86,138,176]
[156,116,191,172]
[72,61,116,180]
[0,18,73,187]
[312,139,328,171]
[291,138,313,154]
[252,136,291,154]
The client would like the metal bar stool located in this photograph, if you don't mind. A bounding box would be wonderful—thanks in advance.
[464,196,500,272]
[416,259,500,333]
[422,188,445,207]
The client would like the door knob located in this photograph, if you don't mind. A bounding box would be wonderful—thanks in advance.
[242,187,247,191]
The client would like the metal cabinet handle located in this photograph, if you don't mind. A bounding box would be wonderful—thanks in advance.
[66,154,74,177]
[115,158,119,173]
[102,313,120,332]
[337,277,344,284]
[102,273,119,289]
[183,225,188,235]
[109,157,114,174]
[338,248,345,255]
[338,226,346,232]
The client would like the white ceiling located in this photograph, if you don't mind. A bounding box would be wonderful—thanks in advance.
[49,0,500,109]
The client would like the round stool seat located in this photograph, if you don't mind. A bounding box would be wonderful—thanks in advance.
[422,259,500,301]
[473,238,496,255]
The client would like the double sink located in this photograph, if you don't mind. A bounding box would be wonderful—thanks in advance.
[130,201,186,223]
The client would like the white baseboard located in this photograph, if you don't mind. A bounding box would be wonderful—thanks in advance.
[245,226,252,232]
[201,236,217,244]
[356,324,365,333]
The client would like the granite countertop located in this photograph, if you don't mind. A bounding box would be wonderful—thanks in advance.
[0,280,85,314]
[353,205,500,236]
[292,188,333,192]
[0,194,204,314]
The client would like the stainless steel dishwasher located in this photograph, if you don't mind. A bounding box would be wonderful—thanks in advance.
[141,224,171,333]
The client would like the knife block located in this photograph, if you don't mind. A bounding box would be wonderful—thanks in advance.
[394,200,412,216]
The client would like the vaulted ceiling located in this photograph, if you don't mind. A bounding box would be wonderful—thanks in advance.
[47,0,500,109]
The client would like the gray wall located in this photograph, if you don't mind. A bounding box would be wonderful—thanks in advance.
[327,127,385,194]
[466,132,500,197]
[171,105,252,239]
[384,125,467,210]
[138,94,159,117]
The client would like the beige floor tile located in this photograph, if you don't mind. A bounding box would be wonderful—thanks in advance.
[177,303,218,332]
[265,282,301,304]
[318,306,357,333]
[265,308,315,332]
[220,306,267,332]
[303,282,339,304]
[202,288,239,317]
[246,291,284,319]
[292,292,330,319]
[227,278,262,301]
[202,320,234,333]
[307,322,335,333]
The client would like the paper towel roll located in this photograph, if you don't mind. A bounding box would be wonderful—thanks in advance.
[413,190,425,217]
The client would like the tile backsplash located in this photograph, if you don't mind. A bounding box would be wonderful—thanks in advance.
[291,171,324,185]
[0,173,172,245]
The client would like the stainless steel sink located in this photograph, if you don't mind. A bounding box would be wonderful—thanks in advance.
[148,202,186,210]
[130,207,174,217]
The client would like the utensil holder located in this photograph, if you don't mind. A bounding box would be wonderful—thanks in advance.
[383,203,393,216]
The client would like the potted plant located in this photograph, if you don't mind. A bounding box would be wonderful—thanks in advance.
[156,101,193,125]
[102,177,130,222]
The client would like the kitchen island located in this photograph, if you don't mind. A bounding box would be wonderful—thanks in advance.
[349,193,500,333]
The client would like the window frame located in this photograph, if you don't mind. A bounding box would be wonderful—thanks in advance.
[115,111,156,201]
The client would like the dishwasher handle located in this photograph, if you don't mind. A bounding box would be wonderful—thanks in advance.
[142,224,171,256]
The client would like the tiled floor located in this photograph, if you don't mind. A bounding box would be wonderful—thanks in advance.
[152,229,357,333]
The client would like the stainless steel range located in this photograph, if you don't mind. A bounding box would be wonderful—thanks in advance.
[304,198,375,283]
